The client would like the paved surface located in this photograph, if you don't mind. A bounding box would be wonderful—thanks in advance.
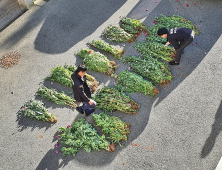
[0,0,222,169]
[0,0,26,31]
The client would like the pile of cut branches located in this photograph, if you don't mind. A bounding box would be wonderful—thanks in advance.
[93,112,130,146]
[92,86,139,115]
[134,41,175,62]
[59,118,114,156]
[77,49,118,75]
[37,86,77,108]
[18,100,57,123]
[112,70,159,96]
[120,17,148,35]
[121,56,173,85]
[89,40,124,59]
[103,25,134,43]
[46,65,98,92]
[146,14,200,43]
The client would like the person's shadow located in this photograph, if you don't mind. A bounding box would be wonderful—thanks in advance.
[201,100,222,158]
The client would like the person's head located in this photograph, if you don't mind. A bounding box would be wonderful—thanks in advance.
[76,65,87,77]
[157,27,168,38]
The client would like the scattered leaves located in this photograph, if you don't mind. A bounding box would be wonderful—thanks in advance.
[131,143,140,146]
[146,147,154,151]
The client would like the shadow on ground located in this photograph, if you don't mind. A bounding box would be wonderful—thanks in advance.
[201,100,222,158]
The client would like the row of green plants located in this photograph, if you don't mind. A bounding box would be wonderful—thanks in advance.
[111,71,159,97]
[37,86,77,108]
[92,86,139,115]
[77,49,118,75]
[58,112,131,156]
[46,65,99,92]
[103,25,134,43]
[120,16,148,35]
[146,14,199,43]
[134,41,175,62]
[89,40,124,59]
[121,56,173,85]
[18,100,58,123]
[59,118,113,156]
[93,112,130,146]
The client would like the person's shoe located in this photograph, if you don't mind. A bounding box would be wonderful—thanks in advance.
[169,61,180,65]
[76,107,84,114]
[85,109,95,116]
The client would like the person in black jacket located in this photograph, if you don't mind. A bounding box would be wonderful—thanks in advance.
[71,65,96,116]
[157,27,195,65]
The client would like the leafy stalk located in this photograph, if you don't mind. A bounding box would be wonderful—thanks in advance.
[103,25,134,43]
[120,16,148,34]
[59,118,113,156]
[121,56,173,85]
[77,49,118,75]
[134,41,175,62]
[37,86,77,108]
[112,70,159,96]
[89,40,124,59]
[93,112,130,146]
[46,65,99,92]
[92,86,139,115]
[18,100,57,123]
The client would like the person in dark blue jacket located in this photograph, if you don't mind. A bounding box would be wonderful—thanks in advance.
[157,27,195,65]
[71,65,96,116]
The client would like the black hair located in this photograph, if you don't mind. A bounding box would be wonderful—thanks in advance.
[157,27,168,36]
[76,64,87,73]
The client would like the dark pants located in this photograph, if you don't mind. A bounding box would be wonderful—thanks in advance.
[175,36,194,63]
[79,102,96,111]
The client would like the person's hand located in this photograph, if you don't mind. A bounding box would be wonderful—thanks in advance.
[164,42,170,47]
[89,100,93,105]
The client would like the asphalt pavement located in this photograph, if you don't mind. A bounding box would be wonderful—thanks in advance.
[0,0,222,169]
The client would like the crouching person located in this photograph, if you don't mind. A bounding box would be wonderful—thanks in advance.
[71,65,96,116]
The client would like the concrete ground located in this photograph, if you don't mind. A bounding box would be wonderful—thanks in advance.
[0,0,222,169]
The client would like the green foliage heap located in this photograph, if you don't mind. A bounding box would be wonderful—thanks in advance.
[93,112,130,146]
[103,25,133,43]
[120,16,148,34]
[46,65,98,91]
[121,56,173,85]
[90,40,124,59]
[18,100,57,123]
[111,71,159,97]
[146,14,199,43]
[134,41,175,62]
[92,86,139,115]
[59,118,113,156]
[77,49,118,75]
[37,86,77,108]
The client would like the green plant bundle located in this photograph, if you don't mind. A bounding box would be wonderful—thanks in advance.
[93,112,130,145]
[77,49,118,75]
[37,86,77,108]
[155,15,200,35]
[111,71,159,97]
[46,65,99,92]
[59,118,113,156]
[120,16,148,34]
[18,100,57,123]
[146,14,199,43]
[121,56,173,85]
[92,86,139,115]
[90,40,124,59]
[134,41,175,62]
[103,25,133,43]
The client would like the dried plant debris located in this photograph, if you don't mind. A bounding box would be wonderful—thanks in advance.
[0,52,21,68]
